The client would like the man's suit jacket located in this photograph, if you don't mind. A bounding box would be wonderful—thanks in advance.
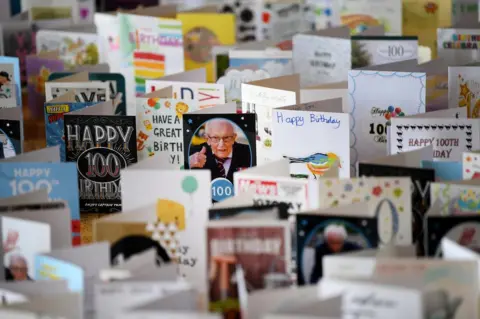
[189,142,252,183]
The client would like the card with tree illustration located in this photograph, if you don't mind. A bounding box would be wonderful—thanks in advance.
[348,70,426,175]
[64,113,137,213]
[310,177,412,245]
[390,118,480,161]
[448,66,480,118]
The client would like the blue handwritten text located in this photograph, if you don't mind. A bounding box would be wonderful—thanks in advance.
[310,113,341,128]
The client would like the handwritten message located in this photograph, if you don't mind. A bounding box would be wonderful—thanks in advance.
[275,111,341,128]
[408,137,459,159]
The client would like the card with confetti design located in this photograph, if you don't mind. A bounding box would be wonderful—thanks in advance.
[312,177,412,245]
[431,182,480,214]
[463,151,480,179]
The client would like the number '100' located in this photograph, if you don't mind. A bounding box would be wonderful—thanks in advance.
[85,153,121,178]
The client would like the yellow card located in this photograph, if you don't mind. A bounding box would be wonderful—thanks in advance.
[177,13,236,83]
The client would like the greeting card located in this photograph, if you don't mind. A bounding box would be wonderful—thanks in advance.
[448,66,480,118]
[35,255,84,292]
[296,208,378,285]
[348,69,426,175]
[421,160,463,181]
[45,75,110,105]
[0,56,21,105]
[272,98,350,178]
[136,87,200,168]
[183,106,256,202]
[463,151,480,179]
[94,12,122,74]
[44,92,95,161]
[241,74,299,165]
[207,218,291,316]
[219,0,263,42]
[0,107,22,159]
[64,100,137,213]
[390,117,480,161]
[430,181,480,214]
[260,2,313,42]
[120,168,211,297]
[146,69,226,111]
[310,177,412,245]
[437,28,480,65]
[177,11,235,83]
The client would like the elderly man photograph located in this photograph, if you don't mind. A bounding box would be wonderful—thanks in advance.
[6,254,32,281]
[309,224,362,284]
[188,118,251,183]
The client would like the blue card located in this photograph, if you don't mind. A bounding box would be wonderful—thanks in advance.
[0,56,21,104]
[44,101,94,161]
[35,255,84,292]
[422,160,463,181]
[0,162,80,243]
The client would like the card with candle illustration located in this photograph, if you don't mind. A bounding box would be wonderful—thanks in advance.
[390,118,480,161]
[463,151,480,179]
[64,106,137,213]
[448,67,480,118]
[310,177,412,245]
[207,219,290,317]
[136,92,200,168]
[348,70,426,175]
[119,169,211,297]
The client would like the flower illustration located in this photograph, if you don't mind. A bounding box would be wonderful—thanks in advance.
[344,183,353,192]
[372,186,383,197]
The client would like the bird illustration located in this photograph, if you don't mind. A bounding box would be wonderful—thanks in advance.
[283,152,341,179]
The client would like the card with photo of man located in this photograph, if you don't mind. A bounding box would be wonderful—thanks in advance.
[183,108,256,203]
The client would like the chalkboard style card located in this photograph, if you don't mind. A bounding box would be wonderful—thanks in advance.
[425,200,480,257]
[358,147,435,254]
[296,203,378,285]
[0,107,23,160]
[64,98,137,213]
[183,103,256,203]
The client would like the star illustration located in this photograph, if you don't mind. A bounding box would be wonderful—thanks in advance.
[187,119,193,124]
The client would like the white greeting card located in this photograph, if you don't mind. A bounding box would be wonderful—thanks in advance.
[437,28,480,65]
[448,66,480,117]
[463,151,480,179]
[348,70,426,175]
[120,166,211,295]
[241,75,299,165]
[272,98,350,178]
[145,69,225,109]
[390,118,480,161]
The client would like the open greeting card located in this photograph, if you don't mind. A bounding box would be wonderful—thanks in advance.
[145,69,226,112]
[241,74,299,165]
[271,98,350,178]
[63,98,137,213]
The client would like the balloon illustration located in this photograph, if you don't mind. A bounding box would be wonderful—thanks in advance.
[384,105,405,125]
[182,176,198,194]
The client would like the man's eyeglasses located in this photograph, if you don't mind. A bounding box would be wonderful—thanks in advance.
[206,135,235,143]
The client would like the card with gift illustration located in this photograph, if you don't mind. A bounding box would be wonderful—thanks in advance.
[340,0,402,35]
[177,10,235,83]
[425,200,480,257]
[0,56,21,106]
[430,180,480,215]
[241,74,299,165]
[309,176,412,246]
[448,66,480,118]
[296,204,378,285]
[64,99,137,213]
[390,117,480,161]
[0,107,22,159]
[0,147,80,245]
[36,29,100,69]
[359,147,435,253]
[437,28,480,65]
[293,26,351,87]
[207,216,291,317]
[272,98,350,178]
[117,10,183,101]
[463,151,480,179]
[119,167,211,296]
[136,87,201,168]
[146,69,226,111]
[348,68,426,175]
[183,104,256,202]
[44,91,96,161]
[48,71,126,115]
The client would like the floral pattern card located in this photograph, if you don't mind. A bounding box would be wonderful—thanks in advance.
[36,30,100,69]
[348,70,426,175]
[463,151,480,179]
[241,74,299,165]
[438,28,480,65]
[136,95,200,168]
[0,57,21,105]
[431,182,480,214]
[293,27,351,87]
[448,66,480,118]
[310,177,412,245]
[340,0,402,35]
[120,169,211,297]
[271,100,350,178]
[390,118,480,161]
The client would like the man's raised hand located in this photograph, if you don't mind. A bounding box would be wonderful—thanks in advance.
[189,146,207,168]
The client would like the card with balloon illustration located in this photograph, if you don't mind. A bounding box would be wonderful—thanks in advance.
[309,177,412,245]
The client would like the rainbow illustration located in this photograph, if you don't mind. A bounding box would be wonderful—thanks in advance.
[133,50,165,95]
